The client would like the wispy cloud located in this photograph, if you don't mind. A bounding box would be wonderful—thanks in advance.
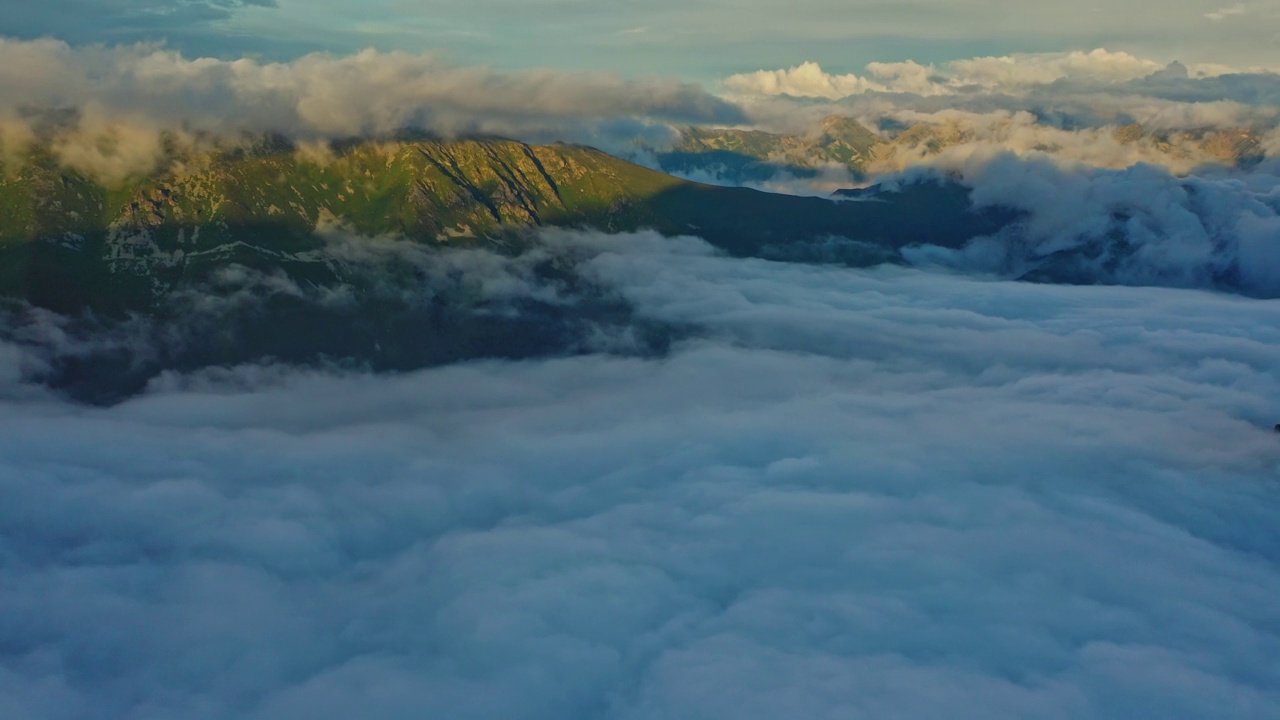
[1205,3,1249,20]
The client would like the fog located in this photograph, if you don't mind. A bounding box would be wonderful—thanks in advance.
[891,154,1280,297]
[0,37,734,180]
[2,231,1278,719]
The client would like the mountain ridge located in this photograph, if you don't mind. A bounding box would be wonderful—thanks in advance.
[655,115,1270,182]
[0,134,1008,402]
[1,135,1003,315]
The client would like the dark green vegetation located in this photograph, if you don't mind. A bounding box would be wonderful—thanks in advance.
[0,136,1008,401]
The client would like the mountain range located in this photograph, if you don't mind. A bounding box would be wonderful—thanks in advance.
[654,115,1268,182]
[0,135,1008,401]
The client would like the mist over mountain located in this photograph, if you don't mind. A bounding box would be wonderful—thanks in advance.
[654,113,1268,183]
[2,126,1279,401]
[0,133,1015,400]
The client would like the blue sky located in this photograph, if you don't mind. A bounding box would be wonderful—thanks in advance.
[2,0,1277,79]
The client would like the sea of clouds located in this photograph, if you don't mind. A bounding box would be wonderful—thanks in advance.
[2,231,1279,719]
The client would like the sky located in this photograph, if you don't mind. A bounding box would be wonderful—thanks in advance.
[1,0,1278,78]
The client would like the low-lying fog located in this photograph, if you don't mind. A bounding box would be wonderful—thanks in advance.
[3,231,1278,719]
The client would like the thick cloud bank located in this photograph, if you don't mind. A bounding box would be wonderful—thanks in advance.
[0,37,737,162]
[723,49,1278,100]
[5,39,1280,185]
[892,155,1280,297]
[2,231,1279,719]
[0,227,670,403]
[713,48,1280,178]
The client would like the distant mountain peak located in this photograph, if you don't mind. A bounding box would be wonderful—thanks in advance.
[1146,61,1190,81]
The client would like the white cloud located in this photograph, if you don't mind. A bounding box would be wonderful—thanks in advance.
[2,230,1280,718]
[847,105,1273,174]
[5,37,1280,184]
[713,50,1280,178]
[721,49,1273,100]
[947,49,1164,87]
[723,60,905,100]
[0,37,737,148]
[873,151,1280,296]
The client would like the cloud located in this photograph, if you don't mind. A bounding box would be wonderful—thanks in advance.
[1,229,1279,718]
[696,58,1280,186]
[722,49,1280,100]
[1206,4,1249,21]
[722,50,1168,100]
[0,226,681,402]
[731,74,1280,139]
[843,107,1275,175]
[708,48,1280,180]
[5,38,1280,185]
[870,151,1280,296]
[724,60,900,100]
[0,37,738,166]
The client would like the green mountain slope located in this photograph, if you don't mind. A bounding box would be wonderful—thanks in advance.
[0,139,669,311]
[0,136,1002,315]
[0,136,1008,402]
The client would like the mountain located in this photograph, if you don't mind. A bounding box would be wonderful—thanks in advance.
[1,135,1007,313]
[1110,123,1265,167]
[0,135,1008,402]
[1,137,664,313]
[658,116,883,180]
[657,115,1270,182]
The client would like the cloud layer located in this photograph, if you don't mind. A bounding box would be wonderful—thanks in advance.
[4,38,1280,185]
[719,49,1280,168]
[724,50,1180,99]
[0,37,737,157]
[723,49,1280,100]
[896,154,1280,296]
[2,231,1279,718]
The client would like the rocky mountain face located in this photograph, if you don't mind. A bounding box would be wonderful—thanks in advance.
[656,116,882,182]
[1110,124,1265,166]
[661,116,882,178]
[656,115,1271,182]
[0,138,679,311]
